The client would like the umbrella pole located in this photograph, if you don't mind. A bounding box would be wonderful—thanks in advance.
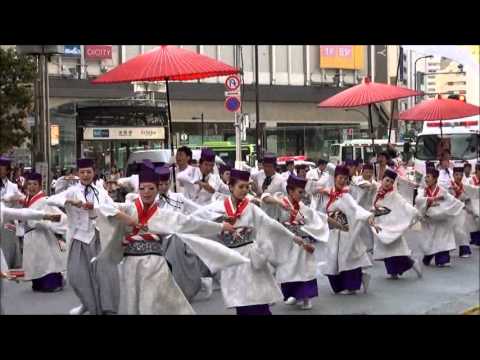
[440,120,443,138]
[165,78,177,192]
[368,104,377,178]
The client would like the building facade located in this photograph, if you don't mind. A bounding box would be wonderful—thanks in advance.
[10,45,399,170]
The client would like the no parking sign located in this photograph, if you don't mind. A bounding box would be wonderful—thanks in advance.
[225,96,241,113]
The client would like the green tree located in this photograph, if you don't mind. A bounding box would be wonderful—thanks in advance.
[0,48,37,154]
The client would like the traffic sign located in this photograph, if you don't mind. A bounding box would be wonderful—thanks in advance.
[225,90,241,97]
[225,96,241,113]
[225,75,241,91]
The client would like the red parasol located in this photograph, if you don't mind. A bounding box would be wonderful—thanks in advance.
[399,98,480,121]
[92,45,240,190]
[318,77,421,164]
[91,45,239,83]
[399,97,480,137]
[318,76,421,108]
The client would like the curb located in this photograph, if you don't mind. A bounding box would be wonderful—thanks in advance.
[462,306,480,315]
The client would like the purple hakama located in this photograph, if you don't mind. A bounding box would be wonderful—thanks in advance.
[459,245,472,256]
[422,251,450,266]
[383,256,414,276]
[327,268,363,293]
[281,279,318,300]
[470,231,480,246]
[31,272,64,292]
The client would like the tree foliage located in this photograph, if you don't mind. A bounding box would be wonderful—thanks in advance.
[0,48,37,154]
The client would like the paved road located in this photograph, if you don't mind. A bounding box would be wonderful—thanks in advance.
[2,229,479,315]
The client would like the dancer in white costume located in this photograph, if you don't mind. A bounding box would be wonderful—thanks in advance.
[15,172,67,292]
[415,167,464,267]
[370,169,423,279]
[96,164,244,315]
[321,166,379,295]
[192,169,305,315]
[266,174,329,310]
[47,158,120,315]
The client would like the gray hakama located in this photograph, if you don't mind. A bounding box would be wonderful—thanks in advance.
[67,233,120,315]
[47,183,121,314]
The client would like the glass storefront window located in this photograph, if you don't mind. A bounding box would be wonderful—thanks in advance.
[265,124,365,161]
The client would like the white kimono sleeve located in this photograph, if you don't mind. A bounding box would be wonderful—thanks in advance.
[298,204,330,243]
[416,187,464,220]
[374,193,419,245]
[46,187,75,208]
[117,174,139,193]
[177,194,201,214]
[1,207,45,225]
[251,205,297,266]
[147,209,223,238]
[148,209,249,272]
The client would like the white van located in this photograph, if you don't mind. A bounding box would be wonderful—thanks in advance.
[414,115,479,177]
[329,139,404,164]
[126,149,225,176]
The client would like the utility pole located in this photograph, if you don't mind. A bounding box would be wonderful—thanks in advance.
[254,45,261,164]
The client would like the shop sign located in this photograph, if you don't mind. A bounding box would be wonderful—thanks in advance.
[83,127,165,140]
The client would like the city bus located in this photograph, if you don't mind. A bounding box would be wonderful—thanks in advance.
[413,115,479,178]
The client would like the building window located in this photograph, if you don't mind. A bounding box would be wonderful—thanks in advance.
[427,82,436,85]
[428,75,436,79]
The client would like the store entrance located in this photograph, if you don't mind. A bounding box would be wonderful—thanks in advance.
[82,140,164,176]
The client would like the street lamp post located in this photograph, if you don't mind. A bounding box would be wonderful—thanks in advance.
[192,113,204,146]
[414,55,434,104]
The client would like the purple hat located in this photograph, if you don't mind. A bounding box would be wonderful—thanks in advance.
[383,169,398,181]
[262,153,277,165]
[0,157,12,167]
[363,163,374,170]
[453,166,464,174]
[345,159,355,166]
[77,158,95,169]
[200,148,215,162]
[26,172,42,183]
[425,161,435,170]
[219,164,232,175]
[426,168,439,178]
[230,169,250,182]
[287,175,307,190]
[334,165,350,178]
[142,159,155,169]
[156,166,171,181]
[139,166,159,184]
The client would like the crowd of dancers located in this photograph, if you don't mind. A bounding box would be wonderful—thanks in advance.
[0,146,479,315]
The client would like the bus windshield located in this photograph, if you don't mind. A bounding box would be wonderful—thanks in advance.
[415,133,479,160]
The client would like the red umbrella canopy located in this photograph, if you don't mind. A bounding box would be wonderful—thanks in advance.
[399,98,480,121]
[318,76,422,108]
[91,45,240,84]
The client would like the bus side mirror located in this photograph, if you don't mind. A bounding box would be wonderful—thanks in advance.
[404,142,411,153]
